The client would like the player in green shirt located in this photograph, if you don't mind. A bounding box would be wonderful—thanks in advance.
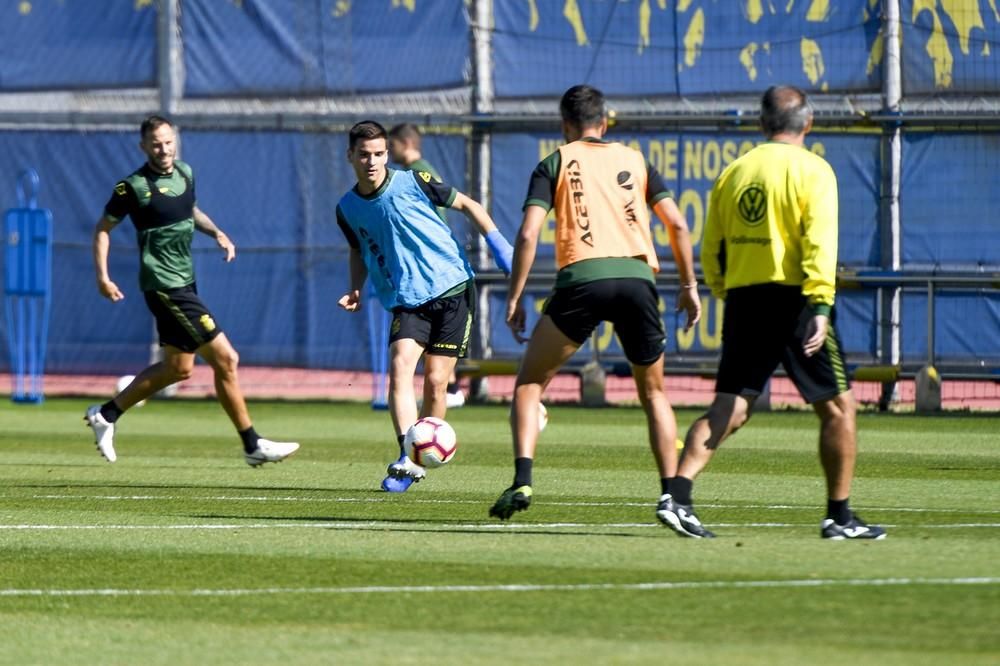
[389,123,466,408]
[84,116,299,467]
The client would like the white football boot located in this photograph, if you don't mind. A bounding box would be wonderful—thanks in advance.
[245,439,300,467]
[84,405,117,463]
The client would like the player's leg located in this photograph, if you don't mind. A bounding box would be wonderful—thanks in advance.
[421,354,458,419]
[784,306,885,539]
[611,279,677,484]
[388,337,425,439]
[420,281,472,419]
[491,281,598,520]
[667,285,785,536]
[489,315,580,520]
[84,346,195,463]
[85,286,201,462]
[383,336,429,491]
[198,332,299,466]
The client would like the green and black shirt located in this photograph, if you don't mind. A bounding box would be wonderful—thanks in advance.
[104,160,197,292]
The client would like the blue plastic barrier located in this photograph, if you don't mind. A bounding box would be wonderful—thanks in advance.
[3,170,53,403]
[366,285,390,410]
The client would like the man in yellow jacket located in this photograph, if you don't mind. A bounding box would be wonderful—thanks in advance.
[668,85,885,540]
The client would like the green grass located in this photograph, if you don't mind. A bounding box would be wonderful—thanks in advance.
[1,398,998,665]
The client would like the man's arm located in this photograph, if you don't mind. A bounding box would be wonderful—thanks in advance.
[93,215,124,302]
[652,197,701,330]
[338,247,368,312]
[450,191,514,274]
[800,166,839,356]
[192,205,235,262]
[700,183,726,300]
[506,204,546,343]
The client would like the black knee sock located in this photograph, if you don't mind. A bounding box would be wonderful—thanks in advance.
[99,400,123,424]
[660,477,671,496]
[670,476,693,505]
[827,498,851,525]
[239,426,260,454]
[513,457,533,488]
[397,434,406,457]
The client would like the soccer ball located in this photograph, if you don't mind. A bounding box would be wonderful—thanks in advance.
[116,374,145,407]
[404,417,457,468]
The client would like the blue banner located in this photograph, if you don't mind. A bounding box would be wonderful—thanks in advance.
[902,0,1000,94]
[183,0,468,96]
[0,1,154,90]
[493,0,881,97]
[901,291,1000,365]
[901,132,1000,269]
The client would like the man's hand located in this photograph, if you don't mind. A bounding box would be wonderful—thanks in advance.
[338,290,362,312]
[215,231,236,262]
[98,279,124,302]
[676,284,702,331]
[506,297,528,343]
[803,314,829,357]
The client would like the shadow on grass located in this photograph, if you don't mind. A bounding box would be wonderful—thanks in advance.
[187,513,662,539]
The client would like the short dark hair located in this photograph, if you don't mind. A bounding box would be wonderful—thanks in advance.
[559,85,606,128]
[388,123,422,145]
[348,120,387,150]
[140,115,173,140]
[760,86,813,137]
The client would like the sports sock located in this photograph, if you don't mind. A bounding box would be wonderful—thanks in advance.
[99,400,123,424]
[827,498,851,525]
[239,426,260,454]
[670,476,693,505]
[513,457,533,488]
[660,477,671,496]
[397,434,406,457]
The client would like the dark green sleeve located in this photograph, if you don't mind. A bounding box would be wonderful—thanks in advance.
[336,205,360,249]
[103,180,138,221]
[412,171,457,208]
[646,161,674,206]
[523,150,560,211]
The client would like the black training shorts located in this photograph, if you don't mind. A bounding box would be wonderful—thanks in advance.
[143,283,223,353]
[716,283,850,404]
[389,281,475,358]
[544,277,665,365]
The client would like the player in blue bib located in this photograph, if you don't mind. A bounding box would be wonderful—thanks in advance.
[336,120,513,492]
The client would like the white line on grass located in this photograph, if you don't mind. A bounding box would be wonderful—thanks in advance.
[21,493,1000,515]
[1,577,997,598]
[2,521,999,531]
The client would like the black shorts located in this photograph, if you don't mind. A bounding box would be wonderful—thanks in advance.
[143,283,223,353]
[544,278,665,365]
[389,282,475,358]
[716,284,850,404]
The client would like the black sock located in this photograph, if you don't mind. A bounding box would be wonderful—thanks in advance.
[239,426,260,454]
[513,457,533,488]
[447,382,459,394]
[671,476,693,505]
[827,498,851,525]
[397,434,406,457]
[660,477,671,496]
[99,400,123,424]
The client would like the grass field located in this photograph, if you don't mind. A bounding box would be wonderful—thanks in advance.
[1,398,998,665]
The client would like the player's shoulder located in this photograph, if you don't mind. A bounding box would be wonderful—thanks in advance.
[174,160,194,179]
[114,167,148,196]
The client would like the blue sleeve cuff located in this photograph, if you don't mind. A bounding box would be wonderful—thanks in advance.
[485,229,514,275]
